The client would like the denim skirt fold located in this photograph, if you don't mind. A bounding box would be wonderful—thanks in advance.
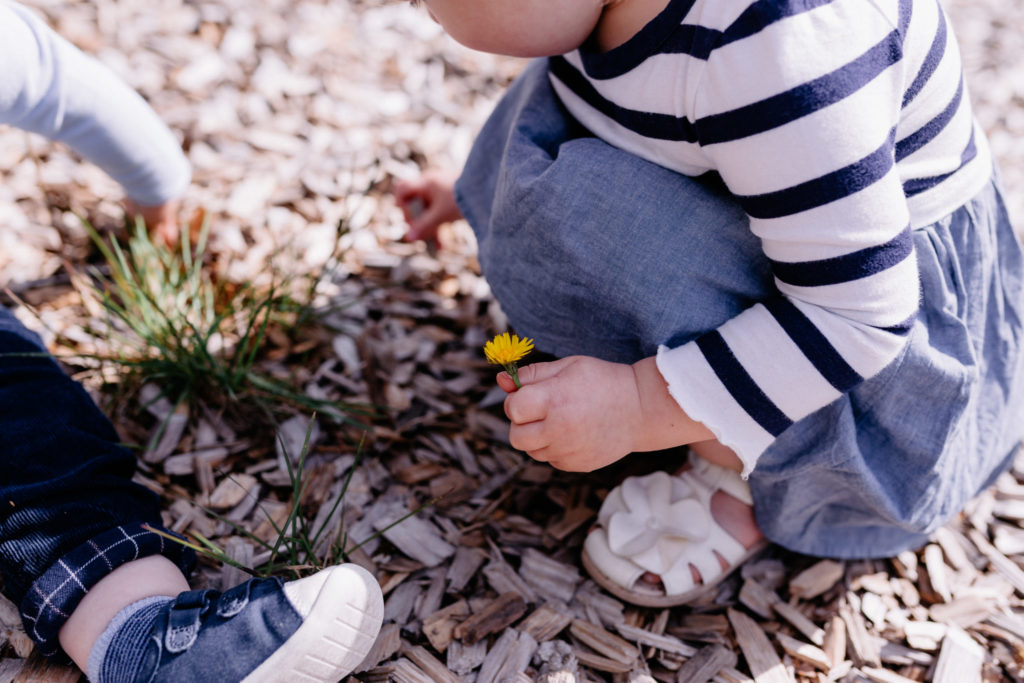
[455,58,1024,557]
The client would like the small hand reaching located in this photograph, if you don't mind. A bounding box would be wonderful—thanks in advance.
[393,170,462,246]
[498,356,645,472]
[125,199,180,248]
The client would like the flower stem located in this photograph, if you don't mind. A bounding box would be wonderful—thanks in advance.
[506,363,522,389]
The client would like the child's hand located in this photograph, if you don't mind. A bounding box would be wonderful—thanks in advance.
[393,170,462,245]
[498,356,644,472]
[125,199,180,248]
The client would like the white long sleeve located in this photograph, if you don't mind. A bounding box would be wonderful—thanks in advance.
[0,0,190,205]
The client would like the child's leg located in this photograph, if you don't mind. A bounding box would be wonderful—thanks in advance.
[0,308,383,679]
[58,555,189,670]
[690,439,742,472]
[0,306,194,659]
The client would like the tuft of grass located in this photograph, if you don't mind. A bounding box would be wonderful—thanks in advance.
[146,418,439,580]
[76,217,372,428]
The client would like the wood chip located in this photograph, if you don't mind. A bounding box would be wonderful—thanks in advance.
[11,653,80,683]
[670,614,732,646]
[355,623,402,673]
[482,554,539,604]
[453,592,528,645]
[839,600,881,667]
[878,640,934,667]
[571,619,640,666]
[675,644,738,683]
[373,499,455,568]
[547,505,595,541]
[384,657,433,683]
[932,526,976,575]
[445,546,486,593]
[932,625,984,683]
[616,623,697,657]
[790,561,845,600]
[727,608,794,683]
[860,666,921,683]
[772,602,826,647]
[822,615,847,670]
[903,620,948,651]
[422,599,469,653]
[519,603,574,642]
[775,632,830,672]
[383,581,420,625]
[923,544,953,603]
[969,529,1024,596]
[476,629,537,683]
[401,644,460,683]
[713,666,756,683]
[929,595,998,627]
[739,578,778,620]
[446,639,487,676]
[0,660,26,682]
[519,548,582,603]
[572,648,635,674]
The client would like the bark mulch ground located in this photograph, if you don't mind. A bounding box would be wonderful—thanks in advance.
[2,1,1024,681]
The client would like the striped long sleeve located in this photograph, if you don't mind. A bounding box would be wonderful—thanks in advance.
[549,0,991,471]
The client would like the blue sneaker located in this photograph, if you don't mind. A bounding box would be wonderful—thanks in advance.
[127,564,383,682]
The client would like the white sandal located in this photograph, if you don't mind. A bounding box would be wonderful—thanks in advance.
[581,456,768,607]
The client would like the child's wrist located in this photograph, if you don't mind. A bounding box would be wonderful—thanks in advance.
[630,356,713,451]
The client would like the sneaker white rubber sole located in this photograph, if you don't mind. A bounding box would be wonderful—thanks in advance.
[242,564,384,683]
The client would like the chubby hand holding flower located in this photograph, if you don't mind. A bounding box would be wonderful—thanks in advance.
[484,332,534,388]
[495,355,716,473]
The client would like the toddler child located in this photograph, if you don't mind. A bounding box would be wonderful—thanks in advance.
[0,1,382,678]
[397,0,1024,605]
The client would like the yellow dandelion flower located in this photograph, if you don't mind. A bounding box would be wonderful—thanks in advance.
[483,332,534,388]
[484,332,534,366]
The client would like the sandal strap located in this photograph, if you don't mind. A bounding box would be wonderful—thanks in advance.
[688,452,753,505]
[659,515,748,596]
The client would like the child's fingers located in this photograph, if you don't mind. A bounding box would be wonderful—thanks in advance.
[397,195,426,223]
[392,178,425,200]
[504,386,548,425]
[514,358,576,386]
[496,372,518,393]
[404,219,433,241]
[149,221,180,249]
[508,420,550,454]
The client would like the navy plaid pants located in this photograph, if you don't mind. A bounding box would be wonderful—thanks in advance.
[0,307,193,658]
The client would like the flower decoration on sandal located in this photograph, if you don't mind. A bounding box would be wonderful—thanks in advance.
[581,458,769,607]
[484,332,534,388]
[604,472,711,575]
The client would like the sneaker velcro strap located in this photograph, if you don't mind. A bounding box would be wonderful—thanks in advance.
[217,578,265,618]
[165,589,213,653]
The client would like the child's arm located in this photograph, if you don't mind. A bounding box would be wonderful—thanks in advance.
[0,1,190,231]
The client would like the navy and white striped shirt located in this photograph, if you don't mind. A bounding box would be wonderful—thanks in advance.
[549,0,991,472]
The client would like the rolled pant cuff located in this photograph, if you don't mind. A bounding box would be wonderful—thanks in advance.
[19,522,195,660]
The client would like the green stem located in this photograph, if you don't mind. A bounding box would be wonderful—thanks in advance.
[506,363,522,389]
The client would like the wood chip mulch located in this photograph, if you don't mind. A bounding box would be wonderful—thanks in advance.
[2,1,1024,682]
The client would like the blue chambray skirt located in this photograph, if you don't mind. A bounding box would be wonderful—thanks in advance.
[455,59,1024,558]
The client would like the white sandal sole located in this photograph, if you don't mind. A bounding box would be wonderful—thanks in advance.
[582,538,769,608]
